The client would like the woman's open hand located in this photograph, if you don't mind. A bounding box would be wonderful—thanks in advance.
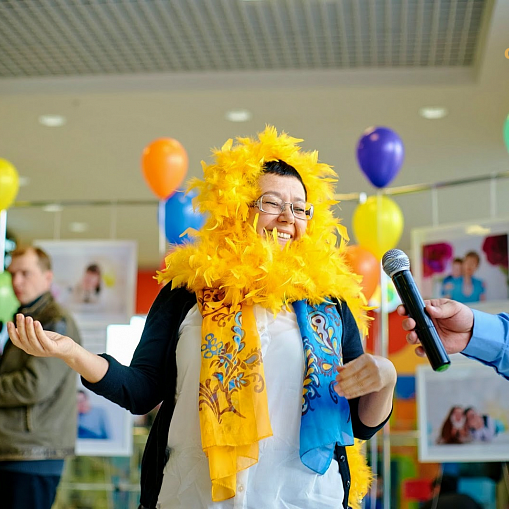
[7,314,77,361]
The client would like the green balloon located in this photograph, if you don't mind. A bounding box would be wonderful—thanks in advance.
[0,271,19,323]
[504,114,509,154]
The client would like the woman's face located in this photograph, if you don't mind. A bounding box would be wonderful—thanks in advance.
[463,256,479,277]
[466,409,482,429]
[82,271,100,291]
[451,407,464,422]
[247,173,308,247]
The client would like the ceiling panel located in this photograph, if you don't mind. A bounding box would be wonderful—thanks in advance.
[0,0,487,78]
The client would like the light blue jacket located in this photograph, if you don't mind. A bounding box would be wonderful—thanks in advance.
[464,310,509,380]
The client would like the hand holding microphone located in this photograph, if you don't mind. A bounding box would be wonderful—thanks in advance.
[382,249,451,372]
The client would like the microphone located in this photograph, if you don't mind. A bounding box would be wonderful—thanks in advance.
[382,249,450,372]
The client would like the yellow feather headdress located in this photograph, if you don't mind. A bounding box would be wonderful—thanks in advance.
[157,125,369,333]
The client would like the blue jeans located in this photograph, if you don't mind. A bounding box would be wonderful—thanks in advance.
[0,470,61,509]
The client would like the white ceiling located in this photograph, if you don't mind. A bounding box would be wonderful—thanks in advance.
[1,0,509,268]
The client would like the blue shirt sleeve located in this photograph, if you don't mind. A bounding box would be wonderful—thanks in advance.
[462,309,509,380]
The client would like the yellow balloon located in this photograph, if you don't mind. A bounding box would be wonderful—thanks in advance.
[352,195,404,260]
[0,158,19,211]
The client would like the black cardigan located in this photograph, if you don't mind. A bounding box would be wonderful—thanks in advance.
[83,284,390,509]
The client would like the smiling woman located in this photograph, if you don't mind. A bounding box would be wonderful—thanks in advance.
[7,126,397,509]
[247,170,309,247]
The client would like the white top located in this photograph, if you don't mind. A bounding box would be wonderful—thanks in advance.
[157,304,344,509]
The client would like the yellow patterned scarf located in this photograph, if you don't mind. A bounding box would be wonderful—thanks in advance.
[197,289,272,501]
[158,126,372,507]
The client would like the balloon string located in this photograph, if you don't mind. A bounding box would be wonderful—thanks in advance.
[376,191,392,509]
[158,201,167,259]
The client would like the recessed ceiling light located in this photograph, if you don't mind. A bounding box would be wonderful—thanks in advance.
[225,109,252,122]
[38,114,67,127]
[466,225,491,236]
[69,221,89,233]
[18,176,30,187]
[42,204,63,212]
[419,107,448,120]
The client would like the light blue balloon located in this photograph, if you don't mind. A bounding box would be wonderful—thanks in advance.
[158,190,206,244]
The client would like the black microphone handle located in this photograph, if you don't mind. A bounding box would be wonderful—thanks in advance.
[392,270,451,372]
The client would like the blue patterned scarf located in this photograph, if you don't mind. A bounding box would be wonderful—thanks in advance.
[293,299,354,474]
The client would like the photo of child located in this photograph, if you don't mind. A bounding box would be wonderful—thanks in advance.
[72,263,102,305]
[411,220,509,310]
[35,240,137,327]
[440,252,486,303]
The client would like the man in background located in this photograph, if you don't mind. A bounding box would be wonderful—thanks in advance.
[0,246,82,509]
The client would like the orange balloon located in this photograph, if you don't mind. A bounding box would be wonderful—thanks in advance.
[141,138,189,199]
[345,245,381,300]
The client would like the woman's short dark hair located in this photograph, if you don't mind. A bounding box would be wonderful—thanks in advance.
[262,160,307,199]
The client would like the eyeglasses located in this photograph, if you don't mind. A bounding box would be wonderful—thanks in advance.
[252,194,314,220]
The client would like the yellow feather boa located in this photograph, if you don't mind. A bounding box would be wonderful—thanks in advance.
[158,126,369,333]
[157,125,373,503]
[347,440,374,509]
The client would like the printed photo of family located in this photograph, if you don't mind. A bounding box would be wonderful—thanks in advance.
[411,220,509,310]
[438,405,505,445]
[439,252,486,304]
[417,362,509,462]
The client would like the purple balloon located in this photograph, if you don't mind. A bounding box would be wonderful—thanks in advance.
[356,127,405,188]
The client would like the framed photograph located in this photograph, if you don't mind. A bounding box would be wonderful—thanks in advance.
[35,240,137,326]
[76,379,133,457]
[416,361,509,462]
[411,218,509,313]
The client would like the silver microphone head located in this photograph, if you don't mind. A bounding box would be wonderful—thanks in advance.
[382,249,410,278]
